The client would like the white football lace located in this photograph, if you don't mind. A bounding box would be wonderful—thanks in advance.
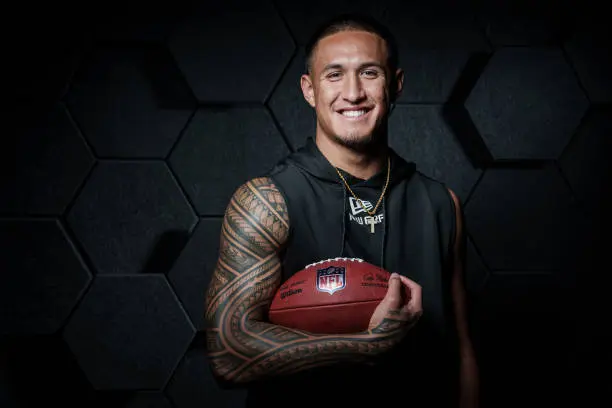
[304,257,364,269]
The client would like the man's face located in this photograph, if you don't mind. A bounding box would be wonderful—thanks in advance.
[301,29,403,150]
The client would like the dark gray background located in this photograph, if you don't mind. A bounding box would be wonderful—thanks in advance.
[2,0,610,407]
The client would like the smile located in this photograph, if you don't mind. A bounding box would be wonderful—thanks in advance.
[338,109,371,120]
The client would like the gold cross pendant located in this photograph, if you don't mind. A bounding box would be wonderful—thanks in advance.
[365,217,375,234]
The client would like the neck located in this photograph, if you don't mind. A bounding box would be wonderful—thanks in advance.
[315,134,388,180]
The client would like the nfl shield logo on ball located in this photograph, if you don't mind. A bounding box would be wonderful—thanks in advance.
[316,266,346,295]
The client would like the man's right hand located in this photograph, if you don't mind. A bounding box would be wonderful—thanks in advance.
[368,273,422,336]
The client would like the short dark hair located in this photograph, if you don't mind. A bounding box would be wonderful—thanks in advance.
[303,13,399,75]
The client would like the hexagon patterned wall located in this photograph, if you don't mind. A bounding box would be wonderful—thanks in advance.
[2,1,610,407]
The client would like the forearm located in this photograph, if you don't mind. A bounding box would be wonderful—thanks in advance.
[205,252,404,384]
[207,317,402,384]
[205,252,408,384]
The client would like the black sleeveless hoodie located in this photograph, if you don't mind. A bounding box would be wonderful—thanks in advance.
[245,137,460,408]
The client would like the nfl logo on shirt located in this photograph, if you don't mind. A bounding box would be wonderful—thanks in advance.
[316,266,346,295]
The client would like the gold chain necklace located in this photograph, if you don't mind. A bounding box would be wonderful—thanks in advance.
[334,156,391,233]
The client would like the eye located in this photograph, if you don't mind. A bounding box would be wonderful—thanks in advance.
[362,69,380,78]
[326,72,342,80]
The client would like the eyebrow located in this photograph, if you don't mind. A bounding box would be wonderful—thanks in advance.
[321,61,385,72]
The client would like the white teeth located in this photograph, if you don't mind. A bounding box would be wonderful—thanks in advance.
[341,110,366,117]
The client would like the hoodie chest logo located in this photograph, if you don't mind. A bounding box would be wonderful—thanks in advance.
[349,197,373,215]
[347,197,384,233]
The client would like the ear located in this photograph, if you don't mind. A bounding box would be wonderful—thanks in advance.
[391,68,404,103]
[300,74,316,108]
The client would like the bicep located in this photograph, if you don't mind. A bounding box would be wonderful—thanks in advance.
[205,177,290,326]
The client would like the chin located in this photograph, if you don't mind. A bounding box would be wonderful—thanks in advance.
[331,131,380,151]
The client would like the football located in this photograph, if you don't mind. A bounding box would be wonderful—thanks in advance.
[268,257,407,334]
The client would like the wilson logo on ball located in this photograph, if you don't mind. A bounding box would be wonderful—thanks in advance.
[316,266,346,295]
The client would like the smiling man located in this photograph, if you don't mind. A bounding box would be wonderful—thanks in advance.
[204,13,479,408]
[301,28,394,162]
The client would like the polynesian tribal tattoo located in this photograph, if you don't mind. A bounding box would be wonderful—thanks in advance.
[204,177,408,384]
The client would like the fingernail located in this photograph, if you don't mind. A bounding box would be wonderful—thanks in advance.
[390,272,398,278]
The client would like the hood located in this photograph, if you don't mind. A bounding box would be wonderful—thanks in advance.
[272,137,416,268]
[281,137,416,188]
[268,136,417,269]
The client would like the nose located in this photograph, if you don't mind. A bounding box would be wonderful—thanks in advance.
[342,73,366,103]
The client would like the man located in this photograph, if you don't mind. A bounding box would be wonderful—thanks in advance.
[204,13,479,408]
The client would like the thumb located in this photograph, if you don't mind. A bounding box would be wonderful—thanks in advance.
[382,272,402,308]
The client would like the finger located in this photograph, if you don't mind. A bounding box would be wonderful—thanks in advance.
[392,275,411,304]
[397,275,412,298]
[399,277,422,311]
[382,272,402,308]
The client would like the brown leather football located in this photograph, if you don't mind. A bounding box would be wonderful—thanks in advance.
[268,257,405,334]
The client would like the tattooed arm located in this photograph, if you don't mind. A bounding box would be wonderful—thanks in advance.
[204,177,419,385]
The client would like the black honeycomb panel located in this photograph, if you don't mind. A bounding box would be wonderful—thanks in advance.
[464,164,587,271]
[125,391,173,408]
[9,9,86,104]
[476,272,574,407]
[559,107,612,215]
[168,107,291,215]
[465,47,589,160]
[166,348,247,408]
[1,103,95,215]
[0,334,130,407]
[465,236,489,294]
[90,3,190,43]
[388,105,482,203]
[167,0,295,103]
[65,161,198,275]
[384,1,489,103]
[0,219,91,335]
[62,275,196,390]
[168,218,222,331]
[564,16,612,103]
[475,0,570,46]
[477,272,573,353]
[480,272,564,314]
[64,45,195,158]
[384,1,489,50]
[395,49,482,104]
[275,0,388,45]
[267,48,316,151]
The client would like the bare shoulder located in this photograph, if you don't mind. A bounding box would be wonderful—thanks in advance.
[205,177,290,323]
[446,187,463,231]
[227,176,290,251]
[446,187,462,212]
